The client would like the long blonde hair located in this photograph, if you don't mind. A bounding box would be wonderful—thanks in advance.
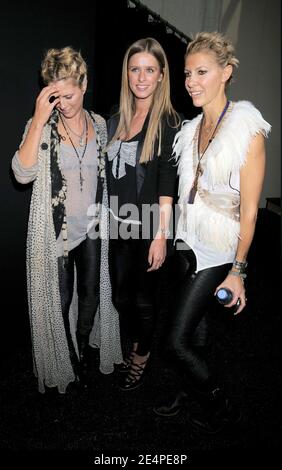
[109,38,180,163]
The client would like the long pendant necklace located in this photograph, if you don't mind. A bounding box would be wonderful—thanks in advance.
[187,100,230,204]
[60,112,87,146]
[60,112,89,191]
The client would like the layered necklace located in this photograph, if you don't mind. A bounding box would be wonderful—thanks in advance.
[188,100,230,204]
[61,111,87,146]
[59,111,89,191]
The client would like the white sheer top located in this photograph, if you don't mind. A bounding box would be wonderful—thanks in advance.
[12,133,98,257]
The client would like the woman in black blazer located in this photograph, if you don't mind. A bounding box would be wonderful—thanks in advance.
[106,37,181,390]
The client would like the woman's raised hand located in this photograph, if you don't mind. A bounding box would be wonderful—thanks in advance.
[33,85,60,128]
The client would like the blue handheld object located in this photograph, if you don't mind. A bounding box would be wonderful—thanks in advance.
[216,288,233,305]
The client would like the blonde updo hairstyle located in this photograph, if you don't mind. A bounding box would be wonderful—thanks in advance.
[185,31,239,85]
[41,46,87,88]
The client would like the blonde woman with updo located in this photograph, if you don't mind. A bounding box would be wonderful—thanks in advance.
[12,46,122,393]
[154,32,271,433]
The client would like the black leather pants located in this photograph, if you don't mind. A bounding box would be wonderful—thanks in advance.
[168,240,231,388]
[58,236,101,356]
[109,238,159,356]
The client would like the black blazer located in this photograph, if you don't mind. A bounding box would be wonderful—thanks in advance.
[106,113,181,207]
[106,112,182,245]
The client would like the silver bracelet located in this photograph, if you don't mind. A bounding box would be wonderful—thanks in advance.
[229,269,247,280]
[157,228,170,239]
[233,260,248,271]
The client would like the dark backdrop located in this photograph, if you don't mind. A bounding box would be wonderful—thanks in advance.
[0,1,194,362]
[0,1,97,358]
[93,0,193,119]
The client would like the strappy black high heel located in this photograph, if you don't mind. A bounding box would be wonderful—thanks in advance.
[119,356,149,391]
[115,351,135,374]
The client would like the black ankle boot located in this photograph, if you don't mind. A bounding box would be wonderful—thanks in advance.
[153,390,188,417]
[189,387,242,434]
[76,333,90,388]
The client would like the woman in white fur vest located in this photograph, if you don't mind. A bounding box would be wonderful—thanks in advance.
[154,31,271,433]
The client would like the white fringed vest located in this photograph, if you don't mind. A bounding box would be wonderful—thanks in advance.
[173,101,271,271]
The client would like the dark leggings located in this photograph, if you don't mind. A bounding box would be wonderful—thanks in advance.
[109,238,159,356]
[168,240,231,388]
[58,236,101,356]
